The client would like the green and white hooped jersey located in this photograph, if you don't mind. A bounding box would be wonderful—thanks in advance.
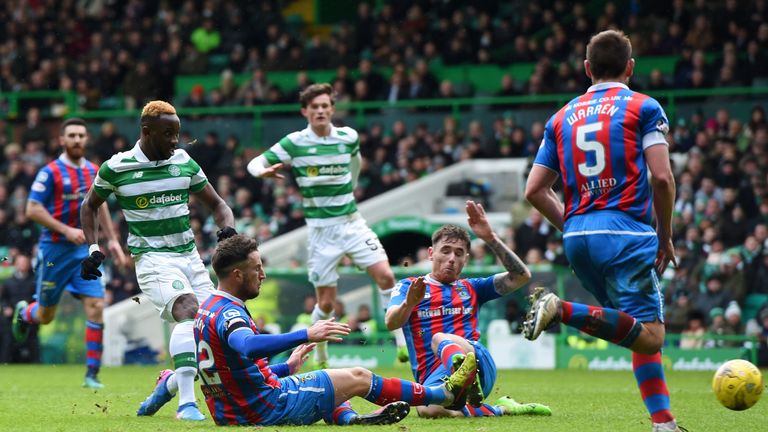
[93,143,208,255]
[263,125,360,227]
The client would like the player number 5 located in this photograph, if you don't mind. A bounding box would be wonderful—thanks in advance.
[575,122,606,176]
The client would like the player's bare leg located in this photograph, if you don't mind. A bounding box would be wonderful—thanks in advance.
[524,288,677,430]
[138,294,205,420]
[431,333,482,406]
[312,285,337,368]
[366,261,409,362]
[324,353,477,409]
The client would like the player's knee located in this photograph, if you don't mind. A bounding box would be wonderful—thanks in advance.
[431,333,448,351]
[38,310,55,324]
[349,366,371,381]
[632,333,664,355]
[171,294,199,321]
[317,298,334,314]
[376,272,396,289]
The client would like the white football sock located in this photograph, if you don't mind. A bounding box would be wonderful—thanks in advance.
[311,305,332,364]
[169,320,198,407]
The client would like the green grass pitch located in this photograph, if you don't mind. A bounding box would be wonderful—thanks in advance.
[0,365,765,431]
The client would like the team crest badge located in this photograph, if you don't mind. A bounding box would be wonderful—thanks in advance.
[456,286,470,300]
[172,280,184,290]
[337,144,346,153]
[307,166,319,177]
[168,165,181,177]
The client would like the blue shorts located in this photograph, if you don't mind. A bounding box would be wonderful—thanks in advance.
[263,370,335,426]
[36,242,103,307]
[563,211,664,323]
[422,341,497,398]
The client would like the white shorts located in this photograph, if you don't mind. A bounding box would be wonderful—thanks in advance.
[307,215,389,287]
[134,250,214,322]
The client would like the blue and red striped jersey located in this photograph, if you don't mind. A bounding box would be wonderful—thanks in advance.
[27,155,98,243]
[533,82,669,226]
[194,291,281,426]
[389,274,499,383]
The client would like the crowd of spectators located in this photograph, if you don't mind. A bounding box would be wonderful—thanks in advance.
[2,1,768,112]
[3,104,768,363]
[3,0,768,363]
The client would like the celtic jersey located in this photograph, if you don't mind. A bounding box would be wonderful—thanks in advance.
[262,125,359,227]
[93,142,208,255]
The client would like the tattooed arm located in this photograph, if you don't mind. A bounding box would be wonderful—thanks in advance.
[466,201,531,295]
[486,235,532,294]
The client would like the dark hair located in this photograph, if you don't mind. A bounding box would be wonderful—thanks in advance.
[60,118,87,135]
[212,235,260,277]
[431,224,471,250]
[299,83,335,108]
[586,30,632,80]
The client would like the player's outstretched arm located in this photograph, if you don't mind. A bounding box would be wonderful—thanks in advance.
[228,318,350,359]
[193,183,236,235]
[247,154,284,179]
[466,201,531,294]
[524,165,564,231]
[385,277,426,330]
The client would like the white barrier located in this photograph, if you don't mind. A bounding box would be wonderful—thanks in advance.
[103,294,170,367]
[487,319,556,369]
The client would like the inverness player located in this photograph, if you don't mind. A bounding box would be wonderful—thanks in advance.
[386,201,552,418]
[247,83,408,366]
[13,117,128,389]
[524,30,682,432]
[80,101,237,420]
[191,234,478,426]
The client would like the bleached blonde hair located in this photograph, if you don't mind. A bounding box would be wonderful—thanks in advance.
[141,100,176,118]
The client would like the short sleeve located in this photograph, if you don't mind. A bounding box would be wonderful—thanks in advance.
[218,304,251,341]
[262,136,295,165]
[532,116,560,173]
[187,158,209,193]
[388,278,413,308]
[464,275,500,305]
[28,167,53,205]
[639,97,669,150]
[93,164,116,199]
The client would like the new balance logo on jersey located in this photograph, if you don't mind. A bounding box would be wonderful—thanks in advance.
[132,171,144,179]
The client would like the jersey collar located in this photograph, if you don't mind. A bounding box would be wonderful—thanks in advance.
[214,289,245,306]
[587,82,629,92]
[133,140,150,162]
[58,153,86,168]
[306,124,335,140]
[425,273,458,287]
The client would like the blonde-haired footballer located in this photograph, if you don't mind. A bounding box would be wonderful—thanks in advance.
[80,100,237,421]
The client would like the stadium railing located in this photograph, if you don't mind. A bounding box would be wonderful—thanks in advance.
[2,87,767,148]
